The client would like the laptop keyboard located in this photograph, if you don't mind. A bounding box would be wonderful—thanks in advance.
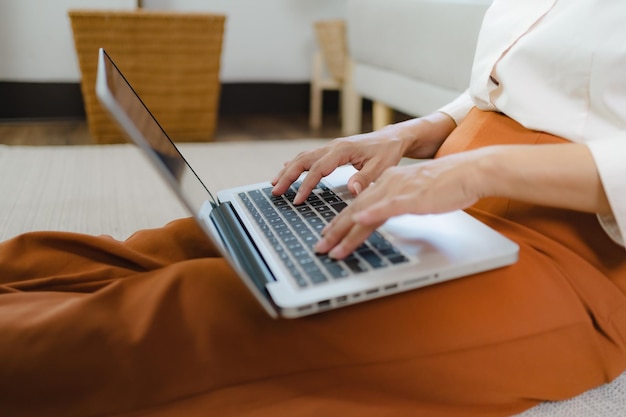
[238,181,409,288]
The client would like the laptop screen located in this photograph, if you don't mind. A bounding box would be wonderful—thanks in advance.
[96,48,216,214]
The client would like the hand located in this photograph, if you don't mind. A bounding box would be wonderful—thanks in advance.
[271,112,456,205]
[314,151,485,259]
[271,129,407,205]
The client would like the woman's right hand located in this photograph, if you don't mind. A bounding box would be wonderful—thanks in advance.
[271,112,456,205]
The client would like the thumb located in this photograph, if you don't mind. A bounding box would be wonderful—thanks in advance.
[348,166,382,196]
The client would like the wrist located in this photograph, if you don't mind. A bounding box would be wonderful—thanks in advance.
[472,146,506,199]
[399,112,457,159]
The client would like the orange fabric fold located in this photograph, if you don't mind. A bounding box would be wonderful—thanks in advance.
[0,109,625,417]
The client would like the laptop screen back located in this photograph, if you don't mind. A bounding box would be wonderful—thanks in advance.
[96,48,216,214]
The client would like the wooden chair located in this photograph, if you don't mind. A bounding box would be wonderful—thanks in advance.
[310,20,362,136]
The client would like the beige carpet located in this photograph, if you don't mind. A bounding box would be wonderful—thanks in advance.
[0,140,329,240]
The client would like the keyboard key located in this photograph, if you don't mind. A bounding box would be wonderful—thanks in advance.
[322,261,348,279]
[358,249,386,269]
[343,255,368,273]
[389,254,409,265]
[331,202,348,212]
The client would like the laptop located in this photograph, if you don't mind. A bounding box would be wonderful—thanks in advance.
[96,48,519,318]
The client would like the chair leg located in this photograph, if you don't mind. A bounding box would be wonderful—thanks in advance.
[309,53,324,130]
[372,101,394,131]
[310,84,323,131]
[341,59,362,137]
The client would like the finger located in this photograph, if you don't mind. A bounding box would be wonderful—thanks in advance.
[346,160,389,196]
[293,170,325,204]
[271,153,318,195]
[315,191,380,256]
[327,222,377,260]
[270,161,292,185]
[293,156,347,204]
[325,193,395,259]
[315,207,377,258]
[353,197,409,226]
[272,146,339,198]
[314,204,357,253]
[271,167,304,196]
[319,185,369,237]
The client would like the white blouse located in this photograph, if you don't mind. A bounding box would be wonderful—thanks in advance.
[439,0,626,247]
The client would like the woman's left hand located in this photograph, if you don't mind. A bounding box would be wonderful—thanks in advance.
[314,151,486,259]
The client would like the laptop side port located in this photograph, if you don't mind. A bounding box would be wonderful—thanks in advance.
[365,288,379,296]
[403,275,432,287]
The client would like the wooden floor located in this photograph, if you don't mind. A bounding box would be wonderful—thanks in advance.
[0,112,373,146]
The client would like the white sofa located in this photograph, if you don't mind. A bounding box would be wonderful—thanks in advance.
[341,0,626,415]
[344,0,491,133]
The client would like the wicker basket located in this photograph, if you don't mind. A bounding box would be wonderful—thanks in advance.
[313,20,347,83]
[69,10,225,144]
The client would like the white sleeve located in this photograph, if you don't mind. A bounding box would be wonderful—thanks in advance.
[586,138,626,248]
[597,213,625,246]
[437,90,475,126]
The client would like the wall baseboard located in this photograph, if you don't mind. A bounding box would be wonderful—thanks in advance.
[0,82,85,120]
[0,81,352,121]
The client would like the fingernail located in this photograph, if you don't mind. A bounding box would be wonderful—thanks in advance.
[328,247,343,259]
[353,182,363,195]
[314,239,327,253]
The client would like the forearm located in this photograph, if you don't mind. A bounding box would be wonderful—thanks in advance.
[476,143,610,214]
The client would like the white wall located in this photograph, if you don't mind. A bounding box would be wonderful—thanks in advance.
[0,0,347,83]
[143,0,347,82]
[0,0,136,82]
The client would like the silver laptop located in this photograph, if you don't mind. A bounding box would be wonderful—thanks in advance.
[96,48,519,318]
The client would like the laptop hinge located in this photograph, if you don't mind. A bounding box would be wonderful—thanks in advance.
[209,202,277,288]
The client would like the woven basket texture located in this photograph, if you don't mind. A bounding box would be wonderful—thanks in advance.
[314,20,347,82]
[69,10,225,144]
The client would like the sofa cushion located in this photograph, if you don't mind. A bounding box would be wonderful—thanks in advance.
[347,0,492,115]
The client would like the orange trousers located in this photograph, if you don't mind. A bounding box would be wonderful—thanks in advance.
[1,110,625,417]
